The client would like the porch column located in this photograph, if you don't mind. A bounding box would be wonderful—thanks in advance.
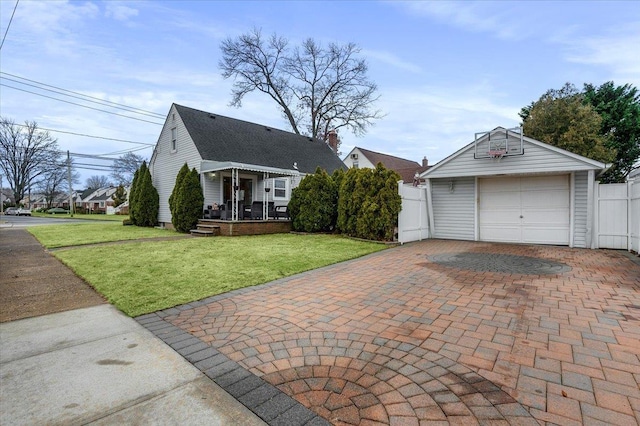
[263,172,269,219]
[232,168,238,221]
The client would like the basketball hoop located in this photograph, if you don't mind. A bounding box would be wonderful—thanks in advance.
[488,150,506,162]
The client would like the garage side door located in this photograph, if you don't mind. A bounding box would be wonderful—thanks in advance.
[479,175,570,245]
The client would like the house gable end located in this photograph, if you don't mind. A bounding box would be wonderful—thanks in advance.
[422,128,606,179]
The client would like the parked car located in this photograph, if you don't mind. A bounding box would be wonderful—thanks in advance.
[47,207,69,214]
[4,207,31,216]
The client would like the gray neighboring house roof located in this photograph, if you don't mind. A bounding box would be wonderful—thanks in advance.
[174,104,345,174]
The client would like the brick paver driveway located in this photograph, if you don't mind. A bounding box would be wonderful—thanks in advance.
[139,240,640,425]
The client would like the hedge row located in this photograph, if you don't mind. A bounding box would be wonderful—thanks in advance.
[290,164,401,241]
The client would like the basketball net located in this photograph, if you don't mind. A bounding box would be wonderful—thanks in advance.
[488,150,506,162]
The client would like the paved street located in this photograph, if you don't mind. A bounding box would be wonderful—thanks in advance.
[0,215,106,228]
[140,240,640,425]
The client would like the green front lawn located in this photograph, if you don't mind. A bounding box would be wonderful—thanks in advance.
[52,234,387,317]
[29,222,178,248]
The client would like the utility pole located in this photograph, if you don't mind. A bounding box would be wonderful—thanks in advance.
[67,151,74,217]
[0,174,3,215]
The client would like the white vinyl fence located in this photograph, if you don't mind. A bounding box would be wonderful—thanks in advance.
[595,182,629,249]
[397,182,429,244]
[630,178,640,253]
[593,179,639,251]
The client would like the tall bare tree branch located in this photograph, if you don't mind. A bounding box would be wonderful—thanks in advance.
[219,29,383,149]
[0,118,61,205]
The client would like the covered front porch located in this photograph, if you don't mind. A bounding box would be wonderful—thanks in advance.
[196,160,298,234]
[191,218,292,237]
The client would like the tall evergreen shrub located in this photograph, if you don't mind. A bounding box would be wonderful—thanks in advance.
[128,167,141,224]
[337,163,401,241]
[173,168,204,233]
[134,161,159,227]
[128,161,158,227]
[289,167,337,232]
[169,163,190,220]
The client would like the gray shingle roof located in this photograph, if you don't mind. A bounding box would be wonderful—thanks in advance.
[175,104,345,174]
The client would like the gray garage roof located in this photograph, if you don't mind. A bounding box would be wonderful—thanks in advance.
[175,104,345,175]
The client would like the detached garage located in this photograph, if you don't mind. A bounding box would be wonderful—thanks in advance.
[420,127,606,248]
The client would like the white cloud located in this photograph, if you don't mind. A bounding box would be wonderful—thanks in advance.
[105,3,139,22]
[12,0,99,34]
[339,83,521,165]
[394,1,531,41]
[562,23,640,87]
[361,49,422,74]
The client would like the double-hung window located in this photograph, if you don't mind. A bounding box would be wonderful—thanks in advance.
[273,178,287,199]
[171,127,177,151]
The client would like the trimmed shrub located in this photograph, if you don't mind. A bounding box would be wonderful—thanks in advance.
[128,167,140,224]
[130,161,159,227]
[169,163,189,220]
[337,163,401,241]
[289,167,338,233]
[173,168,204,233]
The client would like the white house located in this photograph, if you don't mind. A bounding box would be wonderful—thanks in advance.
[149,104,345,228]
[419,127,607,248]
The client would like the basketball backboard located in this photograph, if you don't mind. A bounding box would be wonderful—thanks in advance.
[474,127,524,159]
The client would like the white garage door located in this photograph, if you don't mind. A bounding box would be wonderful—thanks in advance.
[479,175,570,245]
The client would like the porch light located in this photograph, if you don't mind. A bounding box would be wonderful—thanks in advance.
[265,187,271,192]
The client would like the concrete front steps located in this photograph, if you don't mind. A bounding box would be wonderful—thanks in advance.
[190,222,221,237]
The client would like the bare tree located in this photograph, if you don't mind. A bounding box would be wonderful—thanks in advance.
[86,175,111,189]
[219,29,383,148]
[35,156,80,209]
[111,152,145,186]
[0,118,61,205]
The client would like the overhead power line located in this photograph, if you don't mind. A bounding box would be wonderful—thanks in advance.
[1,83,164,125]
[10,123,155,146]
[0,73,165,119]
[0,0,19,51]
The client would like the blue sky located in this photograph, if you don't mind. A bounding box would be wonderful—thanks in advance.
[1,1,638,185]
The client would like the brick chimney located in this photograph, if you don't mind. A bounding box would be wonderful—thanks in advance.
[327,130,338,154]
[422,156,429,167]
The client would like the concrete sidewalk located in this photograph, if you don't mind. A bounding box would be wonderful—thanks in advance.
[0,304,266,426]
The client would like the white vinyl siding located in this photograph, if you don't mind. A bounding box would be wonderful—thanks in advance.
[431,177,475,240]
[150,105,204,225]
[573,171,588,248]
[343,148,375,169]
[426,139,603,179]
[202,172,222,209]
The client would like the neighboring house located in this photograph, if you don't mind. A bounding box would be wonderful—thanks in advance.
[76,188,97,211]
[419,127,607,248]
[81,187,118,213]
[343,147,430,184]
[150,104,346,228]
[1,188,14,206]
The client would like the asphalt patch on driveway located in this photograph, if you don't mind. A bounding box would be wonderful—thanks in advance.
[428,252,571,275]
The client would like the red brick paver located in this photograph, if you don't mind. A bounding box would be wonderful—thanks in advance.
[166,240,640,425]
